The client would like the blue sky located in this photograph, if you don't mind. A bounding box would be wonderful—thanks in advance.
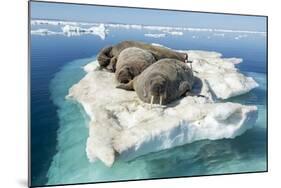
[30,1,267,31]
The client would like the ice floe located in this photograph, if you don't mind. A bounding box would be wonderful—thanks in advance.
[67,48,259,167]
[234,34,248,40]
[144,33,166,38]
[144,31,183,38]
[30,29,62,36]
[62,24,108,39]
[31,23,108,39]
[163,30,183,36]
[213,33,225,37]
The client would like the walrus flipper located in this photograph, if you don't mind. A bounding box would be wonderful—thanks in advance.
[178,81,191,96]
[148,50,161,61]
[116,80,134,91]
[185,91,207,98]
[106,56,117,72]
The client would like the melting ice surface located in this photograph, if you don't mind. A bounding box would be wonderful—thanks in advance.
[30,19,267,186]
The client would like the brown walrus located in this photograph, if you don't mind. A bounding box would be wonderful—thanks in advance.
[116,58,194,105]
[97,40,188,72]
[115,47,156,83]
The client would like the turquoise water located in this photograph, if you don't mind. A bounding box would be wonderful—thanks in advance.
[30,21,267,186]
[47,57,149,184]
[46,57,266,185]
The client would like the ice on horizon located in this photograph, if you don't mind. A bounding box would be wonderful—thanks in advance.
[144,33,166,38]
[62,24,108,39]
[30,19,266,40]
[31,22,108,40]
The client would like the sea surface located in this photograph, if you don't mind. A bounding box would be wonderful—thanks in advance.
[30,20,267,186]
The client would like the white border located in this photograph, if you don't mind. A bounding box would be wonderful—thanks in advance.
[1,0,280,188]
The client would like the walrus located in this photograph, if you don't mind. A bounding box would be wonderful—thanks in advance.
[115,47,156,83]
[116,58,194,105]
[97,40,188,72]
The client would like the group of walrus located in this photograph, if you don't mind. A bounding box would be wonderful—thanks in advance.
[97,41,195,106]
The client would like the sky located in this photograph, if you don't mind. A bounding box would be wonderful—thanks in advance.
[30,1,267,31]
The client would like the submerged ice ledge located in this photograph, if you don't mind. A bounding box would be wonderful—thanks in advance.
[67,49,258,167]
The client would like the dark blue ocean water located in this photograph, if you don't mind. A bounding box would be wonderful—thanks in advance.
[30,22,267,186]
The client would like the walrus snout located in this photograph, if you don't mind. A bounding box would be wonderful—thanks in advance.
[149,77,167,106]
[149,76,166,95]
[150,83,165,96]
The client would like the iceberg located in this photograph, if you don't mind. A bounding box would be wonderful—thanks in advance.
[234,34,248,40]
[164,31,184,36]
[30,24,108,39]
[107,23,143,30]
[144,31,183,38]
[30,29,61,36]
[67,48,258,167]
[144,33,166,38]
[62,24,107,39]
[214,29,265,35]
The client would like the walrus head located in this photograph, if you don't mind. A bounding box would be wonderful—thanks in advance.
[146,75,168,106]
[97,54,110,67]
[97,46,113,68]
[116,66,134,83]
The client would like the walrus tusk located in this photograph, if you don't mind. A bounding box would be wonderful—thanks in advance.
[160,95,163,106]
[150,95,154,108]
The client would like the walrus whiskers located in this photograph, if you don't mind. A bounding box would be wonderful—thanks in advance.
[160,95,163,106]
[150,95,154,108]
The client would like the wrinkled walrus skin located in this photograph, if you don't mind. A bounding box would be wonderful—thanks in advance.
[115,47,156,83]
[117,58,194,105]
[97,41,187,72]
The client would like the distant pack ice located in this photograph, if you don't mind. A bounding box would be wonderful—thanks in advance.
[31,19,267,40]
[67,48,258,167]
